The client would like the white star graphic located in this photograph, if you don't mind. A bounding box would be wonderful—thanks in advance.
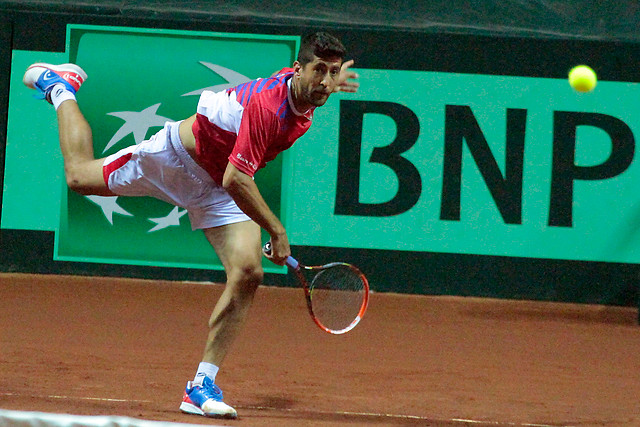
[147,206,188,232]
[103,103,173,153]
[85,195,133,225]
[182,62,251,97]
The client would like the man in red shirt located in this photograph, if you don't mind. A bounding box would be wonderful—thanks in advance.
[23,31,358,418]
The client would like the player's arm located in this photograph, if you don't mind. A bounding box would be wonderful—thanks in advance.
[222,162,290,264]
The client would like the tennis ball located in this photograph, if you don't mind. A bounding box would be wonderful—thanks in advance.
[568,65,597,92]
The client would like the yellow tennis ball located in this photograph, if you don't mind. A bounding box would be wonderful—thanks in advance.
[568,65,597,92]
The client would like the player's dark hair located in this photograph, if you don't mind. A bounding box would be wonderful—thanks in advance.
[297,32,346,65]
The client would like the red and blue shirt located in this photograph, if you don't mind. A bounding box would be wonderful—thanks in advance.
[193,67,314,185]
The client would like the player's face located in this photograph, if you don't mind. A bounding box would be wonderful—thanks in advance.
[294,55,342,108]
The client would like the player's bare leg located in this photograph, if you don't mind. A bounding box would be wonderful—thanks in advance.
[23,63,112,196]
[201,220,263,365]
[180,220,260,419]
[56,101,114,196]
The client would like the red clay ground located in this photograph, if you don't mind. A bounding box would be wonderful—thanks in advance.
[1,272,640,426]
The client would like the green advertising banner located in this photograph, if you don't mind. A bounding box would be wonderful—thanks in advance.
[289,69,640,263]
[3,25,298,272]
[4,24,640,270]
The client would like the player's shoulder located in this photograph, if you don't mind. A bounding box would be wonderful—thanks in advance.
[273,67,294,77]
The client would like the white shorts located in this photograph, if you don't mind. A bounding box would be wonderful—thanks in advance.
[102,121,250,230]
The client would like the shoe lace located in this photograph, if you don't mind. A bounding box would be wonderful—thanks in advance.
[197,378,223,401]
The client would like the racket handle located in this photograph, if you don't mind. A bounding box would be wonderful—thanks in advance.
[262,241,299,269]
[285,256,299,269]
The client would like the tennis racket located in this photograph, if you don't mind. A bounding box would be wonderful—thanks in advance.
[263,241,370,335]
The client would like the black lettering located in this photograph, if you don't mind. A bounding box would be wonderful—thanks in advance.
[335,100,421,216]
[549,112,635,227]
[441,105,526,224]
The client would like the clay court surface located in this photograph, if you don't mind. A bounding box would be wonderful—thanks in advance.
[1,272,640,426]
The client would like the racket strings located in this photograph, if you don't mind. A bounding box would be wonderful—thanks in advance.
[309,265,366,331]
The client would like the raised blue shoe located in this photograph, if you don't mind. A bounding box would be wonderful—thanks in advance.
[179,376,237,419]
[23,62,87,103]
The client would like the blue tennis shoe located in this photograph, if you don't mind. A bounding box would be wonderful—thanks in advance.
[23,62,87,103]
[180,376,237,419]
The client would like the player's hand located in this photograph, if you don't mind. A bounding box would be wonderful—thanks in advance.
[334,59,359,93]
[263,234,291,266]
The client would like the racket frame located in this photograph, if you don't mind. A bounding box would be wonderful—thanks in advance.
[286,256,370,335]
[262,242,370,334]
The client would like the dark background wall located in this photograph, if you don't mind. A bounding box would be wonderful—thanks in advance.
[1,0,640,307]
[2,1,640,41]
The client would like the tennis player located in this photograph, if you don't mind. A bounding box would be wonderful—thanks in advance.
[23,31,359,419]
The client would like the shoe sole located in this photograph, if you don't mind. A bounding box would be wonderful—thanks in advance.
[179,401,237,419]
[23,62,88,89]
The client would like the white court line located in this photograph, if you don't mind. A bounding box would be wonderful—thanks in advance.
[1,393,570,426]
[241,405,570,427]
[452,418,567,427]
[0,392,151,403]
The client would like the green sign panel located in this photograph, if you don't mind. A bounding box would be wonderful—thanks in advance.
[3,25,298,272]
[4,24,640,267]
[289,70,640,263]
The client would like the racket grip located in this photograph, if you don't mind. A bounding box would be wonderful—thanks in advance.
[285,256,299,269]
[262,241,299,269]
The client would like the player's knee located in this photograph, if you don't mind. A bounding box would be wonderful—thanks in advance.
[229,261,263,294]
[239,263,263,286]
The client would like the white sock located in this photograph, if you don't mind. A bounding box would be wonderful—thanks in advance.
[193,361,219,385]
[50,83,76,110]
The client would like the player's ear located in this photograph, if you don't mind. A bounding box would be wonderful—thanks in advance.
[293,60,302,76]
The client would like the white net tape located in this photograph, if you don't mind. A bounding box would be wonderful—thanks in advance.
[0,410,218,427]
